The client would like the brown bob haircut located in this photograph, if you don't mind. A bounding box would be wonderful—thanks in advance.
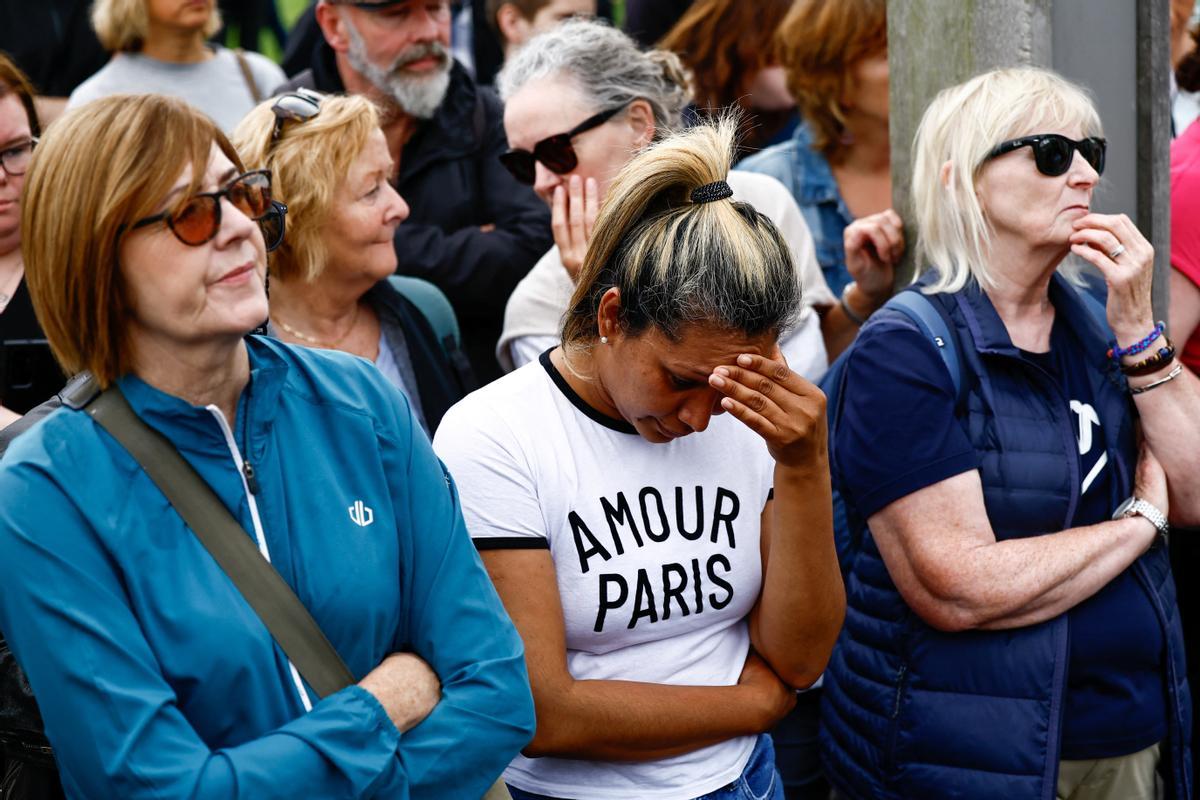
[658,0,794,113]
[776,0,887,163]
[21,93,244,388]
[0,51,42,139]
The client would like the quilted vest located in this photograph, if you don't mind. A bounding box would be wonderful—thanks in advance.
[819,275,1192,800]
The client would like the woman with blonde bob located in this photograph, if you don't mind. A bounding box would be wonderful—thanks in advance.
[435,118,844,800]
[0,93,533,797]
[233,90,472,435]
[821,66,1200,800]
[69,0,284,132]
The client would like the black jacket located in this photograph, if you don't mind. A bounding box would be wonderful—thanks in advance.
[277,46,552,382]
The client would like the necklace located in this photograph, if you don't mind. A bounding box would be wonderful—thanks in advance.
[0,263,23,313]
[272,303,361,348]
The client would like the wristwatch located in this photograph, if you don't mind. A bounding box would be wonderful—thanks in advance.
[1112,496,1169,537]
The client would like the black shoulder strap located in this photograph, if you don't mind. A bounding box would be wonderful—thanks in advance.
[86,386,355,698]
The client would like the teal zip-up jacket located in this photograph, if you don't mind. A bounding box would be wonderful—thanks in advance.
[0,336,535,798]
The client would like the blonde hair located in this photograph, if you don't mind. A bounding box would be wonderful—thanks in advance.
[911,66,1103,294]
[21,94,243,388]
[233,93,381,283]
[92,0,222,52]
[776,0,887,163]
[562,117,800,347]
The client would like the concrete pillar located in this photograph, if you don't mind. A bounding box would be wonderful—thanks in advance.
[888,0,1172,322]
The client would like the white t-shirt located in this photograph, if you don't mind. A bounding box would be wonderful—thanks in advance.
[495,171,834,377]
[433,353,776,800]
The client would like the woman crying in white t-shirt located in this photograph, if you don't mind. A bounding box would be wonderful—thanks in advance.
[434,118,844,800]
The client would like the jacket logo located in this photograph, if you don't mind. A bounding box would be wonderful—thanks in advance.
[348,500,375,528]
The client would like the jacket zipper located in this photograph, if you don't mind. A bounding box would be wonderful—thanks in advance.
[882,663,908,775]
[205,405,314,713]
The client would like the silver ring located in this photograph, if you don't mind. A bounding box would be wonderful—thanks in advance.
[1108,244,1126,260]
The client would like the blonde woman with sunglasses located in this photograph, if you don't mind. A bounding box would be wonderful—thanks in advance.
[821,67,1200,800]
[0,93,533,798]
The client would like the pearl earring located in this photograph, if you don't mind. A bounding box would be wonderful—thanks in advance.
[600,336,609,345]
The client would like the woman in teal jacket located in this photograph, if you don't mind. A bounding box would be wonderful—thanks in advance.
[0,93,534,798]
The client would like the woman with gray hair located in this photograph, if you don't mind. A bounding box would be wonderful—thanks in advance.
[493,17,876,380]
[822,66,1200,800]
[434,119,844,800]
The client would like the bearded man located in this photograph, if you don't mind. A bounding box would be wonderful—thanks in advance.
[278,0,551,382]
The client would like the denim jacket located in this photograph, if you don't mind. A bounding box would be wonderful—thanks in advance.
[738,122,855,295]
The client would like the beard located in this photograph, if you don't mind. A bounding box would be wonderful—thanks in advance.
[343,18,452,119]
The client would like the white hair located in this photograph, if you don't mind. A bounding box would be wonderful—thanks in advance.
[496,17,690,133]
[911,66,1103,293]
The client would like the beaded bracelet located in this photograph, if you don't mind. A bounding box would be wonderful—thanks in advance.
[1122,341,1176,377]
[1107,321,1166,362]
[1129,363,1184,395]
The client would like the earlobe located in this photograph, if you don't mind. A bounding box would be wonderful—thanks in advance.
[628,100,656,149]
[595,287,623,342]
[314,3,349,52]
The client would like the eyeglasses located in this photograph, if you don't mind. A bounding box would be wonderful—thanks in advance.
[985,134,1107,177]
[499,104,628,185]
[271,89,322,143]
[0,137,37,177]
[129,170,274,247]
[260,200,289,252]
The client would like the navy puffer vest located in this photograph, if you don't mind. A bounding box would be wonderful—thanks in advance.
[820,275,1192,800]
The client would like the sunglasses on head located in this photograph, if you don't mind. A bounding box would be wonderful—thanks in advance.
[271,89,322,143]
[499,103,628,185]
[985,133,1107,177]
[129,170,275,247]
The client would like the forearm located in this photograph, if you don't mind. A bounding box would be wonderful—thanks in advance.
[528,678,770,761]
[751,465,844,686]
[1131,364,1200,524]
[933,516,1155,630]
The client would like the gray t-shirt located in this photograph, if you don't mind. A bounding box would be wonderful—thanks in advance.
[68,47,286,133]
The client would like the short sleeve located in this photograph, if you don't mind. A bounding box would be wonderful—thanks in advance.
[432,403,550,550]
[834,319,980,518]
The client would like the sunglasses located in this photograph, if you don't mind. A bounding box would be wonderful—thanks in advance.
[271,89,322,143]
[985,134,1107,177]
[499,104,628,185]
[129,170,274,247]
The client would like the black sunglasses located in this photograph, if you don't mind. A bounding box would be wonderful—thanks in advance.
[985,134,1107,177]
[499,104,628,185]
[129,170,274,247]
[271,89,322,143]
[260,200,289,252]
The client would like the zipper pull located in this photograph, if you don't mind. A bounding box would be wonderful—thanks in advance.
[243,461,261,495]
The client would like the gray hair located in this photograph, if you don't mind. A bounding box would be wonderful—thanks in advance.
[496,17,691,133]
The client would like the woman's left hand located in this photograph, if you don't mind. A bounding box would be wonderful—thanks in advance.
[708,348,827,469]
[1069,213,1156,343]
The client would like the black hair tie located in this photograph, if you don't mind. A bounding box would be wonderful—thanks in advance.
[690,180,733,204]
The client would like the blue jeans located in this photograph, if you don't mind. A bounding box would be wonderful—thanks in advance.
[507,734,784,800]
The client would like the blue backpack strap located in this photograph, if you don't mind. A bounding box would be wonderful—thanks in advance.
[387,275,461,350]
[822,288,965,577]
[884,290,962,399]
